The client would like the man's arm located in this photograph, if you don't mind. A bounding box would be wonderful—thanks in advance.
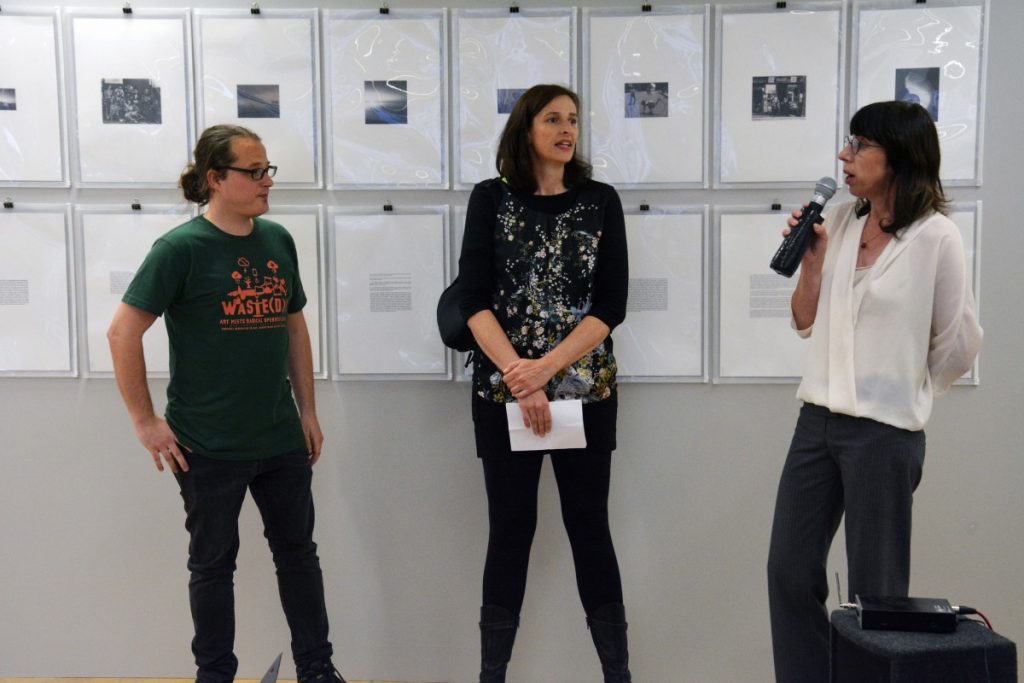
[107,302,188,473]
[286,311,324,464]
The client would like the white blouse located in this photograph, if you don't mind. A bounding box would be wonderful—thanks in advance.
[795,202,983,431]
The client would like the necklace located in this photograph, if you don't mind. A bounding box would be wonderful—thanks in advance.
[860,230,887,249]
[860,215,892,249]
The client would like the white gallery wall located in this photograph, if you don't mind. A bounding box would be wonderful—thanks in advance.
[1,0,1022,681]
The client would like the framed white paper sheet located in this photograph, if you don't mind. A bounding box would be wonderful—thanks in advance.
[330,207,448,379]
[454,8,575,188]
[715,2,844,187]
[67,9,193,187]
[324,9,447,189]
[949,201,981,385]
[715,208,808,382]
[0,206,75,375]
[615,208,706,381]
[584,8,707,188]
[194,10,322,188]
[78,206,189,376]
[263,206,326,378]
[853,1,986,185]
[0,10,68,186]
[450,204,472,382]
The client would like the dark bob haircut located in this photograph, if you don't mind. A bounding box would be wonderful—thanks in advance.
[850,100,948,233]
[179,124,261,206]
[495,84,592,192]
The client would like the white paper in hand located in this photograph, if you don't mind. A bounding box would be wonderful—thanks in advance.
[505,399,587,451]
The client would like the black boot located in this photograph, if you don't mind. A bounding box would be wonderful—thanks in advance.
[587,603,632,683]
[479,604,519,683]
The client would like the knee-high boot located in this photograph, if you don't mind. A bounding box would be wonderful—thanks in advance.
[479,604,519,683]
[587,603,632,683]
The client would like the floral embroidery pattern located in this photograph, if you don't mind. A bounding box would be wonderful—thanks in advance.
[474,186,618,404]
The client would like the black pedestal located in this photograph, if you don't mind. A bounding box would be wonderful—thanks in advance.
[830,609,1017,683]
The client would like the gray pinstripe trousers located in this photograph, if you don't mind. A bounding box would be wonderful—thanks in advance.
[766,403,926,683]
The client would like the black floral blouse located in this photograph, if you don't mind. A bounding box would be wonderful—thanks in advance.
[458,178,629,405]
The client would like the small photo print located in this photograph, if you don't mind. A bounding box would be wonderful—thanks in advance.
[237,84,280,119]
[625,83,669,118]
[895,67,940,122]
[101,78,162,124]
[364,80,408,125]
[0,88,15,111]
[751,76,806,119]
[497,88,527,115]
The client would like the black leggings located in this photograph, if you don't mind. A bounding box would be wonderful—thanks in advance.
[480,447,624,616]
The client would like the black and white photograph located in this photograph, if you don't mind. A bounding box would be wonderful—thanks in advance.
[624,82,669,118]
[364,80,408,125]
[236,84,280,119]
[751,75,806,119]
[587,10,707,187]
[497,88,527,114]
[895,67,940,122]
[0,88,15,111]
[101,78,162,124]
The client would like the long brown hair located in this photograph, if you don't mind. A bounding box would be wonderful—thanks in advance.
[850,101,948,232]
[179,125,261,206]
[495,84,592,192]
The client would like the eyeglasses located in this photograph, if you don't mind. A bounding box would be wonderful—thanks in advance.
[218,165,277,181]
[843,135,883,155]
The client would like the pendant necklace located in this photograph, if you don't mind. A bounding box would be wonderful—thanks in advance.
[860,230,886,249]
[861,215,891,249]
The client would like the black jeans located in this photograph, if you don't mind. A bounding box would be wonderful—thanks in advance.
[175,449,332,683]
[767,403,925,683]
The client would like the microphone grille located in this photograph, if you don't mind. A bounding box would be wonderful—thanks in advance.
[815,176,838,200]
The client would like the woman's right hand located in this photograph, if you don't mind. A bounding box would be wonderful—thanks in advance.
[786,205,828,330]
[518,390,552,438]
[783,205,828,274]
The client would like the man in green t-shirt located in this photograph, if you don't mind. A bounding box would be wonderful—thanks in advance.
[108,125,346,683]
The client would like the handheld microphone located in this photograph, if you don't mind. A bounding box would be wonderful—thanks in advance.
[769,176,838,277]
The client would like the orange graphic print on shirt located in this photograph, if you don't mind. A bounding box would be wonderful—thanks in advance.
[219,256,290,332]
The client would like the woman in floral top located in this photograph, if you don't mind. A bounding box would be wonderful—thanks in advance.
[458,84,631,683]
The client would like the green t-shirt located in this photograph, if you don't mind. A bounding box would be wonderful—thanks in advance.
[123,215,308,460]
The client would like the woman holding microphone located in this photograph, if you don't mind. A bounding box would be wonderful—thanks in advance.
[766,100,983,682]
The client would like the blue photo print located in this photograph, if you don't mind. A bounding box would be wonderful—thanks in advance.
[0,88,15,111]
[237,84,280,118]
[895,67,940,122]
[364,80,408,125]
[497,88,527,114]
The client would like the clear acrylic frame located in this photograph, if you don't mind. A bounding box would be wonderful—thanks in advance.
[193,9,323,189]
[713,1,845,188]
[65,8,194,188]
[324,8,448,189]
[75,203,192,378]
[949,200,982,385]
[616,204,708,382]
[713,205,808,382]
[453,7,577,189]
[583,6,709,189]
[327,204,449,380]
[0,203,76,376]
[0,8,69,187]
[262,204,327,378]
[851,0,988,186]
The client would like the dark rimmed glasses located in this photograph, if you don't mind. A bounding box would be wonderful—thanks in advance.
[843,135,883,155]
[218,165,277,181]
